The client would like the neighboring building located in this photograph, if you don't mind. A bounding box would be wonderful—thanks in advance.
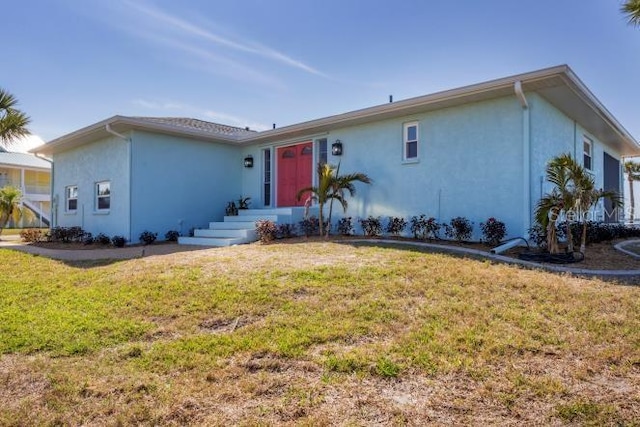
[0,147,51,228]
[32,65,640,245]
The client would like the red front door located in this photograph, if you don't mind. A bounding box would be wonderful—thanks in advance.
[277,142,313,207]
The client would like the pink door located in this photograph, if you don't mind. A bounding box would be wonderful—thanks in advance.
[277,142,313,207]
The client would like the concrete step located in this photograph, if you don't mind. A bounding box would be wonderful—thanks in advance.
[209,221,256,229]
[194,228,257,239]
[224,214,279,222]
[237,208,294,216]
[178,236,253,247]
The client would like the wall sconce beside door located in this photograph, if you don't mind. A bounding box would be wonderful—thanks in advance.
[331,140,343,156]
[244,155,254,168]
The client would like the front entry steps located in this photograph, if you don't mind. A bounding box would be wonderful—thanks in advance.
[178,207,314,247]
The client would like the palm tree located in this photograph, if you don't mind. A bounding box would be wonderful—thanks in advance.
[297,162,371,236]
[0,186,32,235]
[536,153,622,255]
[622,0,640,25]
[0,88,31,149]
[535,153,578,253]
[624,160,640,223]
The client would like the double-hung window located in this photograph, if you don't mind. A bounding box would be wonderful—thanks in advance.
[96,181,110,211]
[404,122,419,161]
[65,185,78,212]
[583,137,593,171]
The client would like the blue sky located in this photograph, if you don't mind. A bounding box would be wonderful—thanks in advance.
[3,0,639,151]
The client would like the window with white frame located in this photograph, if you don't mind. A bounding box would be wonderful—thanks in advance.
[65,185,78,212]
[317,138,328,165]
[404,122,419,160]
[583,137,593,170]
[263,149,271,207]
[95,181,110,211]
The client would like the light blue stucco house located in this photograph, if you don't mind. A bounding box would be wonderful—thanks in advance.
[33,65,640,245]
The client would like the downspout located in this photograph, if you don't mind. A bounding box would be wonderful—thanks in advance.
[514,81,531,235]
[105,124,133,243]
[35,154,55,228]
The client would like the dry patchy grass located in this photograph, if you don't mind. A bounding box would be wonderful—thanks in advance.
[0,241,639,425]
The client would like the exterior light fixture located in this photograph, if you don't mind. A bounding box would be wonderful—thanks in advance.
[331,140,343,156]
[244,155,254,168]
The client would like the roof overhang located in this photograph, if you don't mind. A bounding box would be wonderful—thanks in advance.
[31,65,639,157]
[238,65,640,156]
[31,115,240,156]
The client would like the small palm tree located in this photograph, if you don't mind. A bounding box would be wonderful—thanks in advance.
[297,163,371,237]
[536,153,578,253]
[536,153,622,255]
[624,160,640,223]
[0,186,33,235]
[622,0,640,25]
[0,89,31,150]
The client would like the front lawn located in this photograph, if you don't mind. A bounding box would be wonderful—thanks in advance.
[0,241,638,424]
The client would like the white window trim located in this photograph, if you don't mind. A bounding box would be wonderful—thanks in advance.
[403,121,419,163]
[65,185,78,213]
[95,181,111,212]
[583,136,593,171]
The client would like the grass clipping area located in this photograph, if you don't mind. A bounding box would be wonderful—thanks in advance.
[0,242,638,425]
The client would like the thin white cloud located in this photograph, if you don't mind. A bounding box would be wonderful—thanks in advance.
[122,0,326,78]
[144,34,285,88]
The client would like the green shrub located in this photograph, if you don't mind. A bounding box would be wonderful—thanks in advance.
[480,217,506,246]
[359,216,382,236]
[95,233,111,245]
[165,230,180,242]
[385,216,407,236]
[50,226,84,243]
[139,231,158,245]
[111,235,126,247]
[336,217,354,236]
[276,223,296,239]
[444,217,473,242]
[299,216,321,237]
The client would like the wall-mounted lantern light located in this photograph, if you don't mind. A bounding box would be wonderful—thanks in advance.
[244,155,254,168]
[331,140,343,156]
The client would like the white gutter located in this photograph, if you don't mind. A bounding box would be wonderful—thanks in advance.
[105,123,129,141]
[515,81,531,234]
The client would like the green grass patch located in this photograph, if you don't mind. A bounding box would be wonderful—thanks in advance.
[0,242,638,424]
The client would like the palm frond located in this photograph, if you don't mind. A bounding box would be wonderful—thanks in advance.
[622,0,640,25]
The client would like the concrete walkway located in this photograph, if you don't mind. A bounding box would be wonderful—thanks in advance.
[0,235,202,261]
[1,235,640,280]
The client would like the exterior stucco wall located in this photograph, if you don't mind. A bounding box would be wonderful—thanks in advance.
[529,94,622,222]
[243,96,527,238]
[130,131,241,242]
[52,135,131,237]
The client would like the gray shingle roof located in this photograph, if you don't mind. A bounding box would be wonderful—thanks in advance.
[0,152,51,169]
[130,117,257,137]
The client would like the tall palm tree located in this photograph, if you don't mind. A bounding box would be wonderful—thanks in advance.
[622,0,640,25]
[297,163,371,236]
[624,160,640,223]
[0,88,31,149]
[0,186,32,235]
